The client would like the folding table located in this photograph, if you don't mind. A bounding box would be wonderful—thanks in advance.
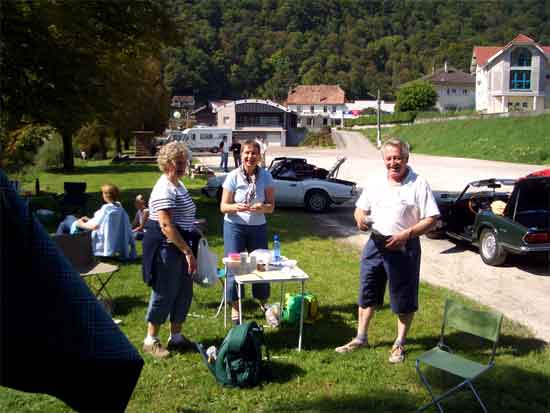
[231,264,310,351]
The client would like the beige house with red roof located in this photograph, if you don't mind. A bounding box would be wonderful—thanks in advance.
[471,34,550,113]
[286,85,346,128]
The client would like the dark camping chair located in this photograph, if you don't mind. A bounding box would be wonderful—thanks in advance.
[60,182,88,210]
[416,299,503,413]
[52,231,119,312]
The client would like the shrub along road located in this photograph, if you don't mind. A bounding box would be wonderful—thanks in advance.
[201,131,550,342]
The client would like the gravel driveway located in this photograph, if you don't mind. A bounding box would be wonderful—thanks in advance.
[197,132,550,343]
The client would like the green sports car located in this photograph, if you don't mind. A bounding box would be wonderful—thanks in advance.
[433,170,550,266]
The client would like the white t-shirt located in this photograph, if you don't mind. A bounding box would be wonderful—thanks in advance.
[148,174,196,231]
[355,167,439,236]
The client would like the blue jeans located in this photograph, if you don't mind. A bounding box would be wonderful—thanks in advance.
[145,243,193,325]
[220,153,229,171]
[223,221,270,302]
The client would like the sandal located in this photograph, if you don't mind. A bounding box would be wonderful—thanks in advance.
[388,344,406,363]
[335,338,368,353]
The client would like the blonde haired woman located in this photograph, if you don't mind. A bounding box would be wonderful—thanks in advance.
[141,142,199,358]
[73,183,135,259]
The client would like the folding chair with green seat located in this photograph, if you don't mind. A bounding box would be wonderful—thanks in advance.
[416,299,503,413]
[52,231,119,313]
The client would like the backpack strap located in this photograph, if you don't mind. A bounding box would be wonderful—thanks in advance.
[227,321,255,353]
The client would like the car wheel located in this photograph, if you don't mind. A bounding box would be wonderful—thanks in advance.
[305,190,330,213]
[211,147,219,154]
[480,228,507,266]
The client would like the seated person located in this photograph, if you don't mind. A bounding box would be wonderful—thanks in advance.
[491,200,507,216]
[56,209,79,235]
[72,184,136,259]
[131,194,149,240]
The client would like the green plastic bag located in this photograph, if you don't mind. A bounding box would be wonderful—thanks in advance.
[281,292,320,325]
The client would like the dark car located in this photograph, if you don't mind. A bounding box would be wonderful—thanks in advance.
[432,171,550,266]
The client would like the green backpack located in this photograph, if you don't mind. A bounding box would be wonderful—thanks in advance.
[199,321,269,388]
[281,292,320,326]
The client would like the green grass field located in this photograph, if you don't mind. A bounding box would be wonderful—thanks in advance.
[2,161,549,413]
[360,114,550,165]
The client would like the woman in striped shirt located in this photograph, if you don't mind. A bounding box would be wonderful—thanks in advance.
[141,142,199,359]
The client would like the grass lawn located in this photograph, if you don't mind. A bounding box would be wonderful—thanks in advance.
[359,113,550,165]
[2,161,549,413]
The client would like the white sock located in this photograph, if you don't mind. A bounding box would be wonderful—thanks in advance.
[144,335,159,345]
[169,333,183,343]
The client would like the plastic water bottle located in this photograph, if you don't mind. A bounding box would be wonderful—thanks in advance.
[273,234,281,263]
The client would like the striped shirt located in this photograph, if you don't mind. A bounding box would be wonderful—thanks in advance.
[148,174,196,231]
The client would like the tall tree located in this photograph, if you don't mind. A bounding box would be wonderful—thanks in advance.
[1,0,174,170]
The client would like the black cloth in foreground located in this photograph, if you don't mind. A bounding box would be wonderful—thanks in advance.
[0,170,143,412]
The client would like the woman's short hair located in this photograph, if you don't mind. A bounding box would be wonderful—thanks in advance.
[101,183,120,202]
[157,142,190,172]
[241,139,261,154]
[381,137,410,161]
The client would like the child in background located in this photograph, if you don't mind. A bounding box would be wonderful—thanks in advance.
[132,194,149,240]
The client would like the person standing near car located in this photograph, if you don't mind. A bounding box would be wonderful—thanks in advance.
[230,140,242,169]
[220,139,275,324]
[335,138,439,363]
[219,136,229,172]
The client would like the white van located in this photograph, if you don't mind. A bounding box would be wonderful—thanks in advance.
[181,127,232,153]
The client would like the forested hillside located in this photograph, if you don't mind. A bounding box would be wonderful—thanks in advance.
[165,0,550,101]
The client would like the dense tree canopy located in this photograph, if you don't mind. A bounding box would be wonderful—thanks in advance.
[164,0,550,102]
[1,0,175,169]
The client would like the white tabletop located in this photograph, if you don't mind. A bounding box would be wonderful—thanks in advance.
[234,266,309,284]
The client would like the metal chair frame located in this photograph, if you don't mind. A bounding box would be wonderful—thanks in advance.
[416,299,503,413]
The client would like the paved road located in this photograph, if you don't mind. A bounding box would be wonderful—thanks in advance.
[198,133,550,343]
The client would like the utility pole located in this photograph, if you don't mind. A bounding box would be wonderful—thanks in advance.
[376,89,382,148]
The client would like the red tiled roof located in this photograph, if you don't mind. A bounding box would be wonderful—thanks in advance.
[510,33,535,44]
[473,47,503,66]
[473,34,550,67]
[287,85,346,104]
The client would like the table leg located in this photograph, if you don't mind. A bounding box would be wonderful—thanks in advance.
[237,281,243,325]
[224,266,227,328]
[298,281,305,352]
[279,283,284,313]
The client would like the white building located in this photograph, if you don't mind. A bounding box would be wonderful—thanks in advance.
[286,85,346,128]
[472,34,550,113]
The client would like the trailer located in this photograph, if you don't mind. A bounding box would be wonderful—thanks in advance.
[177,127,232,152]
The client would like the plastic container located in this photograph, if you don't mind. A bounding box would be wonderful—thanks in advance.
[272,234,281,263]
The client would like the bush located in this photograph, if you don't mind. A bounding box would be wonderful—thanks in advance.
[344,111,416,127]
[300,130,334,147]
[35,132,64,171]
[73,120,110,159]
[0,124,56,172]
[396,81,437,112]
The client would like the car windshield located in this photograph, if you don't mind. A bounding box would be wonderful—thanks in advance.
[463,183,514,199]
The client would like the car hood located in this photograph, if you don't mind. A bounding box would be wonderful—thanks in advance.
[327,156,346,179]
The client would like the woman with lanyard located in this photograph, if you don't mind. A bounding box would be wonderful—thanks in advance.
[141,142,199,359]
[220,139,275,324]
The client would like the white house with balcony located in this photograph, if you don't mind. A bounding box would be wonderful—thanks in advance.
[286,85,346,128]
[472,34,550,113]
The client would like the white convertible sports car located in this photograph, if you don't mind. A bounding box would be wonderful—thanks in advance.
[201,156,357,212]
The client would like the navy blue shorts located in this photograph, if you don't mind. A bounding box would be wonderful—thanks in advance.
[358,236,421,314]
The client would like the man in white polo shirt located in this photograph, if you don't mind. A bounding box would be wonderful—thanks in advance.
[335,138,439,363]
